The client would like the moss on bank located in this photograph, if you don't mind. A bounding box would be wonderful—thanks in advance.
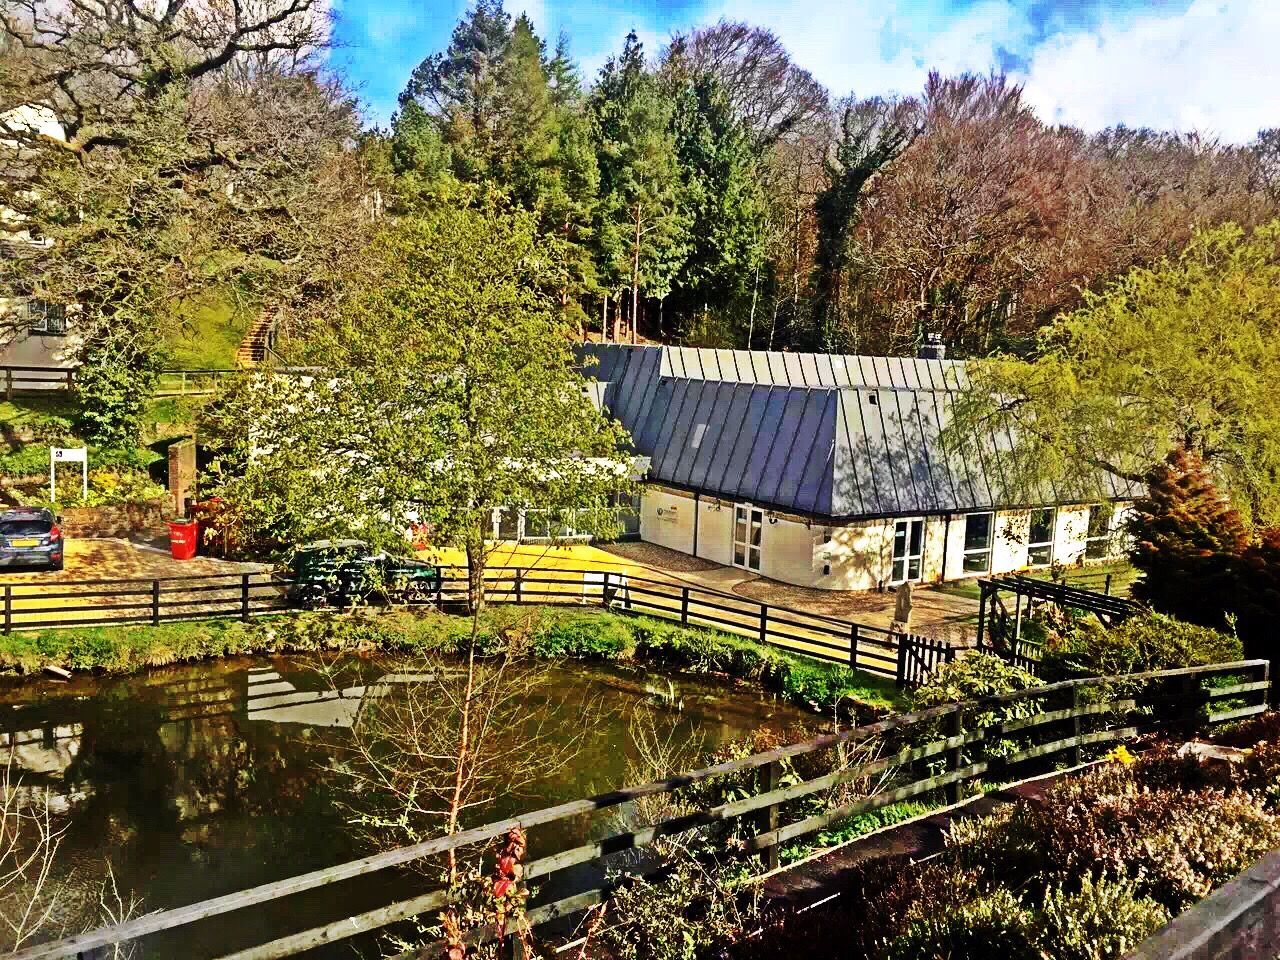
[0,605,902,713]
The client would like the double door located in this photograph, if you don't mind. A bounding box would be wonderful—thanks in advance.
[733,505,763,571]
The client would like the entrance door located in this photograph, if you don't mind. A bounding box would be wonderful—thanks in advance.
[733,505,763,571]
[891,518,924,583]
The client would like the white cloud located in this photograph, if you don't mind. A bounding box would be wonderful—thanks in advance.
[691,0,1035,100]
[687,0,1274,142]
[1019,0,1278,142]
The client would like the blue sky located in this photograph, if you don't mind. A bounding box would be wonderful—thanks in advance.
[330,0,1277,143]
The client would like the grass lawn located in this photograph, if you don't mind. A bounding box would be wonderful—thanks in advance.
[0,394,82,429]
[936,559,1140,602]
[162,286,256,369]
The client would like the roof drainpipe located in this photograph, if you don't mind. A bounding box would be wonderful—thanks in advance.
[692,491,700,558]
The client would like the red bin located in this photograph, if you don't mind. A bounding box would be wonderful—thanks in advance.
[167,520,198,561]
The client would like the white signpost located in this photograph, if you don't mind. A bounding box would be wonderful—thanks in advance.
[50,447,88,502]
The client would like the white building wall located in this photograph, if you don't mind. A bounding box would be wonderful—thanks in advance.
[638,483,1131,592]
[639,487,695,554]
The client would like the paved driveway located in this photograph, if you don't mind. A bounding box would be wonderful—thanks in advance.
[0,538,267,584]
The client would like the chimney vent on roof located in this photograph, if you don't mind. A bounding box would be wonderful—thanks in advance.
[918,333,946,361]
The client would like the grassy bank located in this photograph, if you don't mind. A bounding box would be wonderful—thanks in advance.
[0,605,903,714]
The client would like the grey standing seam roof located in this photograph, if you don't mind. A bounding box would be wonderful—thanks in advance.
[576,344,1139,519]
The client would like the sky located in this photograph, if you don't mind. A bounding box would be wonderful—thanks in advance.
[329,0,1278,143]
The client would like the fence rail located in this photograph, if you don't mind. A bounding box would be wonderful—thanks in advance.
[1126,849,1280,960]
[432,566,954,685]
[12,657,1270,960]
[0,571,290,631]
[0,567,956,686]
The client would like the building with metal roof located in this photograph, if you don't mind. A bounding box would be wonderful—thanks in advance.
[577,344,1137,593]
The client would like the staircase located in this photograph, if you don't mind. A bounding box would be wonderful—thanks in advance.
[234,305,279,367]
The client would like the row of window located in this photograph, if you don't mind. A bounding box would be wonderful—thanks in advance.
[929,504,1117,581]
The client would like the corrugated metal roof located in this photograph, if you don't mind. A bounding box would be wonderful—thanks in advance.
[576,344,1138,519]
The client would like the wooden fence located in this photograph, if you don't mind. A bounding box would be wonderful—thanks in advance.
[434,566,955,686]
[12,657,1270,960]
[0,364,76,397]
[977,574,1147,674]
[0,567,956,686]
[0,572,290,632]
[1126,849,1280,960]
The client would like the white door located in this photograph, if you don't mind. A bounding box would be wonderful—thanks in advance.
[891,518,925,583]
[733,505,763,571]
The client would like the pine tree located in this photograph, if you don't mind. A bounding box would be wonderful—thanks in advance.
[493,15,559,208]
[400,0,513,183]
[547,33,583,109]
[667,75,768,343]
[590,32,689,342]
[1128,446,1248,629]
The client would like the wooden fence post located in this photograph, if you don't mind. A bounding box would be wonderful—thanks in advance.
[240,574,251,622]
[601,571,612,609]
[514,568,523,605]
[680,587,690,626]
[2,585,10,636]
[944,706,964,805]
[151,580,161,626]
[1104,573,1113,596]
[849,623,860,671]
[1070,683,1083,766]
[4,369,12,401]
[758,760,781,872]
[759,606,768,644]
[976,583,987,650]
[895,632,910,687]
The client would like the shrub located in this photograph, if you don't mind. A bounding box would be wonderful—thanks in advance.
[1042,613,1241,679]
[528,612,634,658]
[1038,872,1170,960]
[882,887,1041,960]
[911,653,1042,709]
[600,858,757,960]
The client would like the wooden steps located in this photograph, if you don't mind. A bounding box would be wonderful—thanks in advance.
[234,306,279,367]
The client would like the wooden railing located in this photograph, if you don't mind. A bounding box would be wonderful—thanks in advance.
[0,571,290,632]
[0,364,76,397]
[12,658,1270,960]
[0,567,954,685]
[1126,849,1280,960]
[435,566,955,685]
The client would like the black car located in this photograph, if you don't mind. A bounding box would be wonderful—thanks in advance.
[0,508,64,571]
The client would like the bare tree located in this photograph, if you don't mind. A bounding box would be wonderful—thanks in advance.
[663,20,828,147]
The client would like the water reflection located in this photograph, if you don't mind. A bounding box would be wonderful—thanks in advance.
[0,656,814,957]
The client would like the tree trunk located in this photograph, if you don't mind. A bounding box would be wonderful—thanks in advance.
[602,295,609,342]
[612,294,621,342]
[631,207,641,346]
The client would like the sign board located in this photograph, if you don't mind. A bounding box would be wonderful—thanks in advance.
[50,447,88,502]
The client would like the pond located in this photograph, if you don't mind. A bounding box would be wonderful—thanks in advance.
[0,655,816,958]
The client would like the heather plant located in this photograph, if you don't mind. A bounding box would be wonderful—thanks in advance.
[1039,871,1170,960]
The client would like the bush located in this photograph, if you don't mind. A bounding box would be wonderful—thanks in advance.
[528,611,635,658]
[1042,613,1241,679]
[882,887,1042,960]
[1038,872,1170,960]
[911,653,1042,709]
[601,858,757,960]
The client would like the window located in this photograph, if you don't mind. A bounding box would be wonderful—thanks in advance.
[891,518,924,583]
[19,300,67,335]
[962,512,993,573]
[1028,507,1056,567]
[1086,504,1114,559]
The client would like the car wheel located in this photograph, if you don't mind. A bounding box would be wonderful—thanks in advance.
[51,558,64,572]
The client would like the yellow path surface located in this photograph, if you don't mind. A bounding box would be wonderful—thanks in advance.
[417,542,674,581]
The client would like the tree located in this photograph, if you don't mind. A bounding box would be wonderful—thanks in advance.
[1127,447,1248,629]
[1,0,365,413]
[811,95,920,351]
[204,205,634,607]
[591,32,689,342]
[662,20,828,147]
[400,0,512,184]
[492,14,558,210]
[666,75,767,343]
[955,220,1280,527]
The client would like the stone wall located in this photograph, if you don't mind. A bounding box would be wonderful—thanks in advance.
[55,499,168,538]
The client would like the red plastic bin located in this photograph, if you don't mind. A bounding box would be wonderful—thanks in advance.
[167,520,198,561]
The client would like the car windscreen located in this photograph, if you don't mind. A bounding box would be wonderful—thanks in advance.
[0,520,51,537]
